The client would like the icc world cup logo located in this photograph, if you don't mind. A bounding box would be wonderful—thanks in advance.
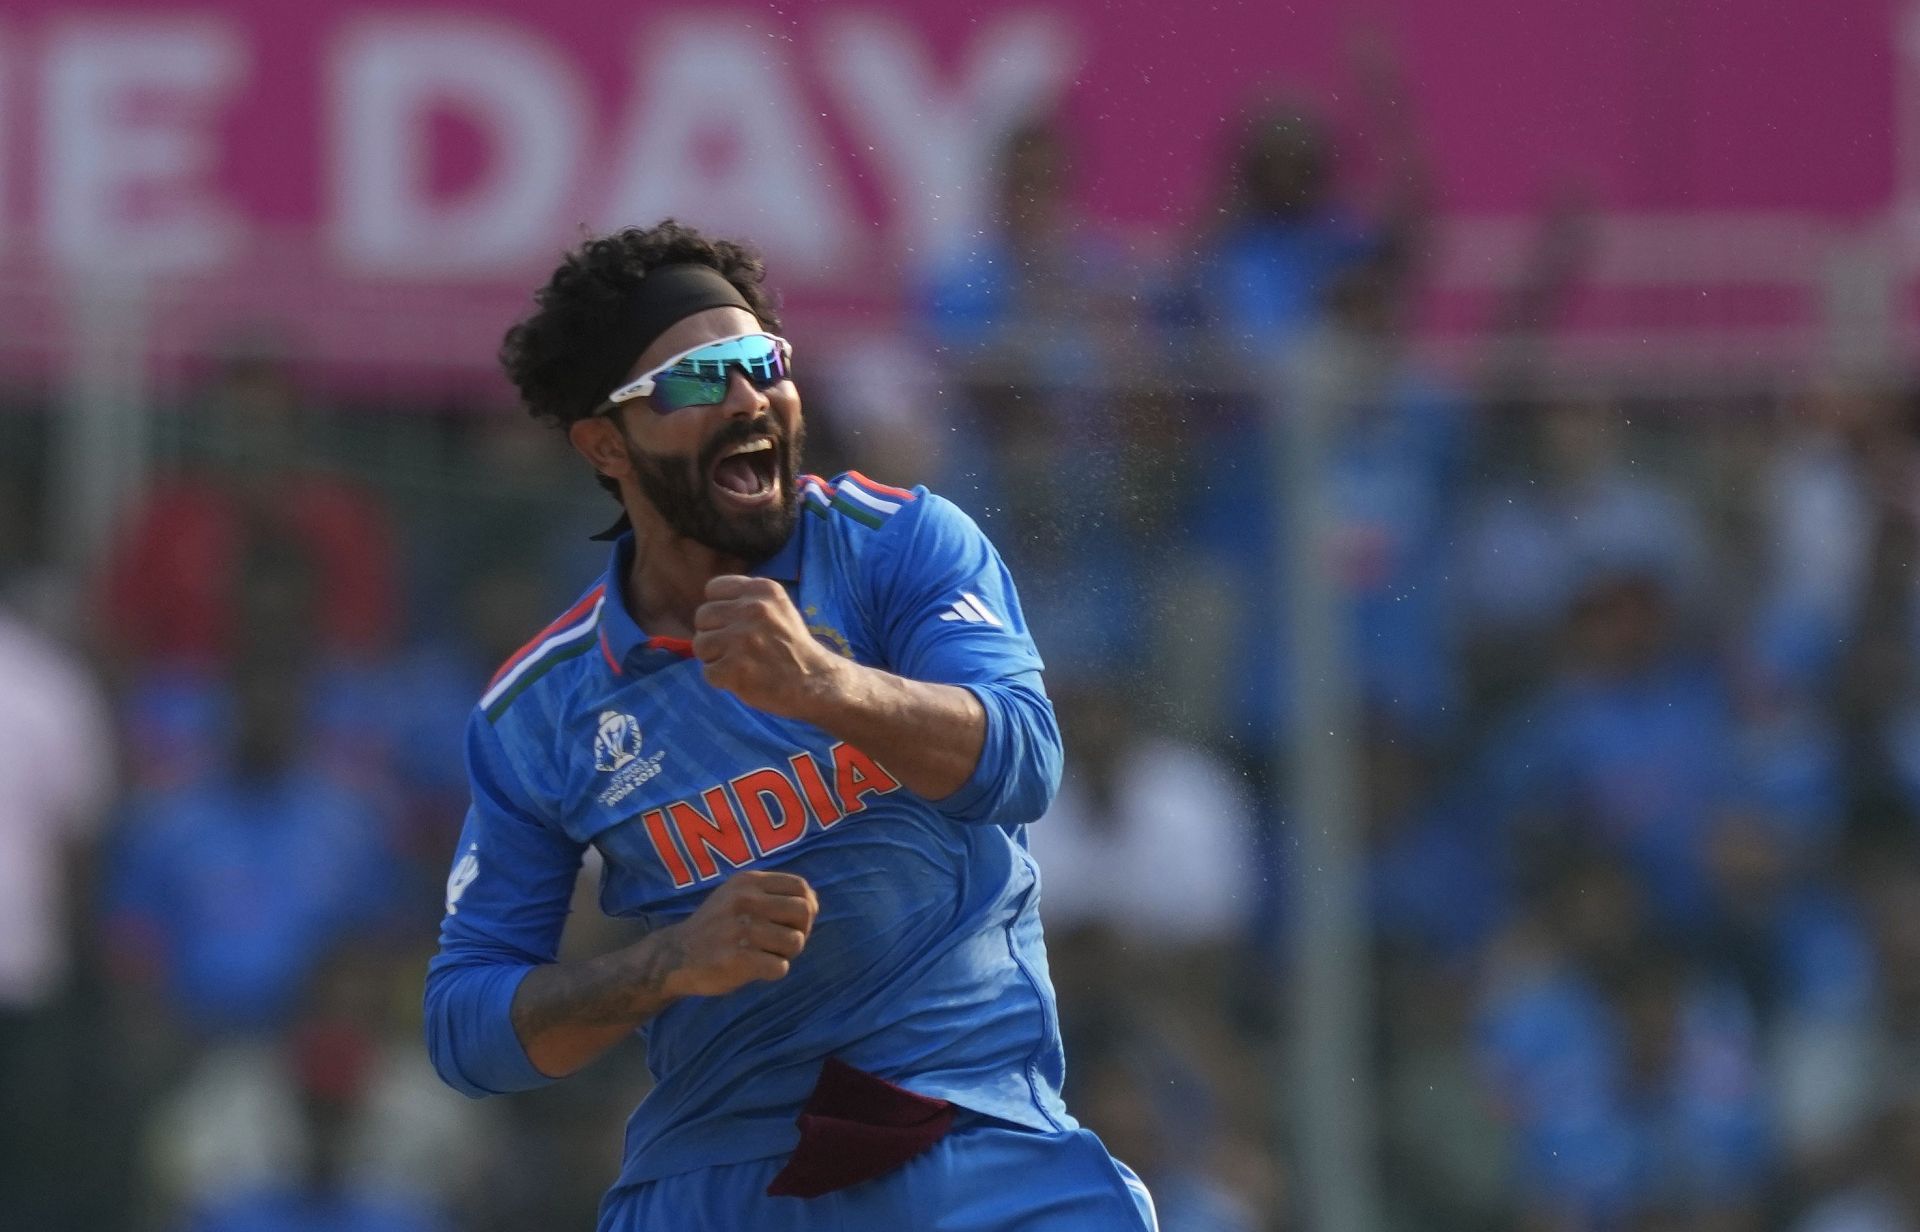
[594,710,644,773]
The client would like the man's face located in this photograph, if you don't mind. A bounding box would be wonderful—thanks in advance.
[609,306,804,562]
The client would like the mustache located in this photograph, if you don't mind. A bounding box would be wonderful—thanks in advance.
[697,414,783,474]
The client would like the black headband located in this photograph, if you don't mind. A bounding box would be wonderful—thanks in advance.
[581,263,755,416]
[581,263,756,542]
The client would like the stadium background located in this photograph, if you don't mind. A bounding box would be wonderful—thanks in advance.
[3,1,1917,1229]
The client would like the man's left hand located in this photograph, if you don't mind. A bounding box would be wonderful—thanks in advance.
[693,576,849,721]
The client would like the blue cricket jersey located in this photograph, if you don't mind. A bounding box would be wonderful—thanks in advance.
[423,472,1073,1194]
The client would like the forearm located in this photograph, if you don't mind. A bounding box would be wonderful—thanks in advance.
[510,926,686,1079]
[799,661,986,801]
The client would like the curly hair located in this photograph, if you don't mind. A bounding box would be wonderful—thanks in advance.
[499,221,784,494]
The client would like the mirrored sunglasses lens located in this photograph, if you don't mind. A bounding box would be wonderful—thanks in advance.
[716,337,786,379]
[641,336,788,412]
[649,373,729,412]
[745,346,789,384]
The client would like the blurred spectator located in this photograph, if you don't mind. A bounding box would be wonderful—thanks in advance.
[1794,387,1920,822]
[1478,854,1771,1231]
[0,596,117,1229]
[1732,674,1847,859]
[161,945,489,1231]
[1034,678,1275,1232]
[1172,35,1456,740]
[1485,571,1746,930]
[1696,814,1875,1187]
[1363,720,1509,966]
[1182,246,1471,749]
[0,599,115,1013]
[1201,103,1380,346]
[102,646,400,1039]
[120,519,412,806]
[1697,812,1873,1027]
[1461,396,1711,687]
[98,351,399,673]
[1029,678,1259,970]
[1748,381,1894,695]
[177,1075,448,1232]
[1191,30,1428,351]
[922,115,1134,358]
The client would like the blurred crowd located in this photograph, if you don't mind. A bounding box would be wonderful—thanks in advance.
[9,77,1920,1232]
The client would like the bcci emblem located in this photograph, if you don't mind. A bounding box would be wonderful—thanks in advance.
[803,604,855,660]
[593,710,644,773]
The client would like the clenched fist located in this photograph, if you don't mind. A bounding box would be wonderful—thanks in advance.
[661,870,820,999]
[693,575,849,719]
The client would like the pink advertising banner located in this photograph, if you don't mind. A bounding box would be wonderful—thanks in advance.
[0,0,1907,385]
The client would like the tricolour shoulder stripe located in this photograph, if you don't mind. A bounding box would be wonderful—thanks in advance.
[828,485,886,529]
[843,471,917,503]
[805,472,917,530]
[486,584,606,690]
[481,592,605,717]
[801,474,834,520]
[837,482,899,518]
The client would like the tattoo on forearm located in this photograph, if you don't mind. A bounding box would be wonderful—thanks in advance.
[628,929,684,1000]
[511,929,685,1038]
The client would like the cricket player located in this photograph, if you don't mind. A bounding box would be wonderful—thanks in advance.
[424,220,1157,1230]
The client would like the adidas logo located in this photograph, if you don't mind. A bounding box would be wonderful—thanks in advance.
[938,592,1003,626]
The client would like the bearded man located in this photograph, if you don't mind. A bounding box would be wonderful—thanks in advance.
[424,221,1157,1232]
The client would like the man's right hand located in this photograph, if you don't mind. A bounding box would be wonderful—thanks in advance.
[509,868,819,1079]
[661,870,819,999]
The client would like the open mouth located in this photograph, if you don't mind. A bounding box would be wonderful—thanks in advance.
[709,436,780,506]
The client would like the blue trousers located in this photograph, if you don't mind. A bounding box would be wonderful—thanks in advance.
[601,1119,1158,1232]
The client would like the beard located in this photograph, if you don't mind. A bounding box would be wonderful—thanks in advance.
[623,412,804,563]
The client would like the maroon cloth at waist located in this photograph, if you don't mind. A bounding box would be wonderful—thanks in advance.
[765,1057,956,1199]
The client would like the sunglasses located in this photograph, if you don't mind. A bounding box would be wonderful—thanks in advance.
[601,331,794,415]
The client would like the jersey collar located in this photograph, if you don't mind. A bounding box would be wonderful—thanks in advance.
[596,517,806,674]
